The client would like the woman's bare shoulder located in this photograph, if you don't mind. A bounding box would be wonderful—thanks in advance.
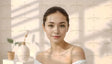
[36,49,50,58]
[71,45,86,62]
[72,45,84,52]
[36,51,44,61]
[36,49,50,63]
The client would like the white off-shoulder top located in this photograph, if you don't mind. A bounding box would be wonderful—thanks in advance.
[72,60,86,64]
[35,60,87,64]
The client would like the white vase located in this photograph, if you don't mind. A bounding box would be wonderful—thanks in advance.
[17,42,30,62]
[12,44,19,59]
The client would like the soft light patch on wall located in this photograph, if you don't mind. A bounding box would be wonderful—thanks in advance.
[85,1,112,36]
[11,0,40,58]
[65,13,79,43]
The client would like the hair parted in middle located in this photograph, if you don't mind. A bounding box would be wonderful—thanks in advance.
[43,6,69,26]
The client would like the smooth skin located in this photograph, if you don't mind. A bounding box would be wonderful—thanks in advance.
[36,11,85,64]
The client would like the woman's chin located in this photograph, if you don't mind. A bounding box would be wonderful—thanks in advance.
[51,40,60,43]
[50,37,63,44]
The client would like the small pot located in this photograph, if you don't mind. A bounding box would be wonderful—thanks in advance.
[8,51,15,60]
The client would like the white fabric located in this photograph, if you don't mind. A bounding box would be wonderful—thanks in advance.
[36,60,86,64]
[72,60,86,64]
[35,60,41,64]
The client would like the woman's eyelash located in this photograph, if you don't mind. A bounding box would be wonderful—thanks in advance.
[48,25,65,27]
[60,25,65,27]
[48,25,54,27]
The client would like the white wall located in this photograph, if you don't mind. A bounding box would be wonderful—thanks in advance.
[11,0,112,64]
[0,0,11,64]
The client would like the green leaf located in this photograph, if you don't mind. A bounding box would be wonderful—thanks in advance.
[15,42,19,45]
[15,42,21,46]
[7,38,13,44]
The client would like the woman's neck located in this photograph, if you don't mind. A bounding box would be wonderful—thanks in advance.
[50,41,71,54]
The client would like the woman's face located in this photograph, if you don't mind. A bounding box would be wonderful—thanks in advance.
[43,11,69,43]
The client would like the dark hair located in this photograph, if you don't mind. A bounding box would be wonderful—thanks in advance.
[43,6,69,26]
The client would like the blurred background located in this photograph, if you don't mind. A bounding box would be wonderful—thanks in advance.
[0,0,112,64]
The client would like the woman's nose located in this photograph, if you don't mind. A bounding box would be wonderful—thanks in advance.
[53,26,60,34]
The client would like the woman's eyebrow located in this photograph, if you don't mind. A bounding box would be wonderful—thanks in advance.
[60,22,66,24]
[47,22,66,24]
[48,22,54,24]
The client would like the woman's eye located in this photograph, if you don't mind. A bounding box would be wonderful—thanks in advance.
[48,25,54,27]
[60,25,65,27]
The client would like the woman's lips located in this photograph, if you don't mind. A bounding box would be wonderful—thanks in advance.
[53,36,60,39]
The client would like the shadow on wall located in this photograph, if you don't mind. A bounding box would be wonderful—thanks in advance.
[12,0,39,27]
[65,0,108,64]
[99,20,112,56]
[68,0,108,64]
[11,0,110,64]
[11,0,44,51]
[71,20,112,64]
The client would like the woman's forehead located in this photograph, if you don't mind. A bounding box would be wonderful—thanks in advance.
[46,12,67,23]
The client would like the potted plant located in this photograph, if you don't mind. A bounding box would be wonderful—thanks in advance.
[7,31,30,62]
[7,38,20,60]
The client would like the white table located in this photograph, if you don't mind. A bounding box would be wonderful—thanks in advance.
[3,58,34,64]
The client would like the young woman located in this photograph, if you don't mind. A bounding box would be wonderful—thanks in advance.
[36,6,86,64]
